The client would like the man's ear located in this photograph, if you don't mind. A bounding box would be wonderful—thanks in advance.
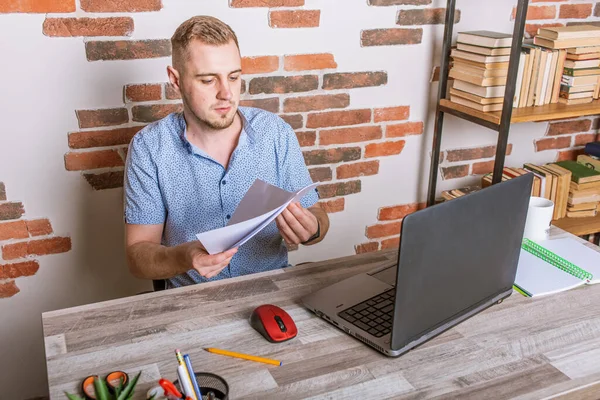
[167,66,181,91]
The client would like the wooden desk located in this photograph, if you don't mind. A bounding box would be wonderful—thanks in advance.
[43,228,600,399]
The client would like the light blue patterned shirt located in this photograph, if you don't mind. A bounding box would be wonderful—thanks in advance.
[124,107,319,287]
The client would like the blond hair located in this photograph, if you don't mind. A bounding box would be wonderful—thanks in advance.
[171,16,239,70]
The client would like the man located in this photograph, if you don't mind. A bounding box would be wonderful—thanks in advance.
[124,15,329,288]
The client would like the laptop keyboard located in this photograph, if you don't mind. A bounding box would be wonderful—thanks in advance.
[337,289,395,337]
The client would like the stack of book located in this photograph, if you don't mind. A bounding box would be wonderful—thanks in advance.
[448,31,512,112]
[556,160,600,217]
[533,25,600,105]
[441,185,480,201]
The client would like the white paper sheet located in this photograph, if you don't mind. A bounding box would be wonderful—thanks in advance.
[537,238,600,284]
[515,249,585,297]
[196,179,319,254]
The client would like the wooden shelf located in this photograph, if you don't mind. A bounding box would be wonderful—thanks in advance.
[440,99,600,127]
[553,214,600,236]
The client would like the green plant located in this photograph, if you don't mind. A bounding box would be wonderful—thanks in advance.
[65,371,142,400]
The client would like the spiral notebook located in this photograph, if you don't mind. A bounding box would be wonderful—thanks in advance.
[514,238,600,297]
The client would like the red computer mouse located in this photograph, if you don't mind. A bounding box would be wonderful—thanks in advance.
[250,304,298,343]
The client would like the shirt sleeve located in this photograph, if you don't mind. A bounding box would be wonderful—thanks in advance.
[277,119,319,209]
[123,135,166,224]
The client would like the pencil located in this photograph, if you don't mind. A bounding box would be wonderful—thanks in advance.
[203,347,282,366]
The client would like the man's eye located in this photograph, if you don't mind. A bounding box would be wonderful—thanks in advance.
[229,76,239,81]
[201,79,214,84]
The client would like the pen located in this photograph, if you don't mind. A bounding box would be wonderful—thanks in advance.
[183,353,203,399]
[175,349,198,400]
[204,347,282,366]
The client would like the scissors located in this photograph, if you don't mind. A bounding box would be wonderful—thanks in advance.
[81,371,129,399]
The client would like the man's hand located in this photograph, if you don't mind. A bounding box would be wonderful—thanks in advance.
[276,202,319,245]
[181,241,238,279]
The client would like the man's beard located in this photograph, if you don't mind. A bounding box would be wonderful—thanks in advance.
[193,105,237,130]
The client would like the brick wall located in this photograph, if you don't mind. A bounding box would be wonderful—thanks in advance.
[0,183,71,298]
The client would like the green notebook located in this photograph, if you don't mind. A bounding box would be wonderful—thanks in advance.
[514,238,600,297]
[555,160,600,184]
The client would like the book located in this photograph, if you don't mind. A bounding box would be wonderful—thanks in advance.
[566,209,597,218]
[585,142,600,158]
[564,59,600,69]
[556,160,600,184]
[519,49,533,107]
[567,201,598,212]
[451,49,511,64]
[544,164,571,219]
[561,75,600,86]
[449,87,504,105]
[457,31,512,48]
[560,83,597,93]
[552,50,568,103]
[453,80,506,98]
[449,69,507,86]
[567,46,600,55]
[563,67,600,77]
[452,59,510,70]
[566,52,600,61]
[449,95,503,112]
[451,63,509,78]
[578,154,600,171]
[537,25,600,40]
[514,238,600,297]
[559,90,594,100]
[558,97,593,105]
[456,43,512,56]
[535,36,600,50]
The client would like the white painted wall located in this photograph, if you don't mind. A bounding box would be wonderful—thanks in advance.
[0,0,566,398]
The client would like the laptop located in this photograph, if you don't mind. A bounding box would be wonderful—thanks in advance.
[301,173,533,357]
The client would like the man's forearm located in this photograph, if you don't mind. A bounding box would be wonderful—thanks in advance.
[127,241,190,280]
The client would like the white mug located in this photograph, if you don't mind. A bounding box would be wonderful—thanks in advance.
[523,197,554,241]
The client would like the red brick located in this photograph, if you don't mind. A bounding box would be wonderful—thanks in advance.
[547,119,592,136]
[68,126,143,149]
[525,23,564,38]
[0,281,19,298]
[397,8,460,25]
[317,180,361,199]
[365,141,405,158]
[0,203,25,221]
[76,108,128,129]
[323,72,388,90]
[431,66,441,82]
[2,237,71,260]
[309,167,332,182]
[556,148,585,162]
[559,4,592,19]
[368,0,431,5]
[320,198,345,213]
[26,219,52,237]
[281,114,304,129]
[575,133,597,147]
[242,56,279,75]
[284,54,337,71]
[165,83,181,100]
[84,171,124,190]
[296,131,316,147]
[512,5,556,20]
[366,222,401,239]
[303,147,361,165]
[307,109,372,129]
[269,10,320,28]
[0,0,74,13]
[336,161,380,179]
[535,136,571,152]
[378,202,425,221]
[0,261,39,280]
[43,17,133,37]
[284,94,350,113]
[361,28,423,47]
[0,221,28,241]
[472,160,495,175]
[124,84,161,102]
[386,122,423,138]
[374,106,410,122]
[0,183,5,201]
[319,126,382,145]
[241,79,247,94]
[80,0,162,12]
[441,165,469,180]
[64,150,124,171]
[381,236,400,250]
[249,75,318,94]
[596,3,600,17]
[132,104,183,123]
[86,40,171,61]
[239,97,280,113]
[446,144,513,162]
[355,242,380,254]
[231,0,304,7]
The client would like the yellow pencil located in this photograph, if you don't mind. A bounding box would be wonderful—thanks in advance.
[204,347,282,366]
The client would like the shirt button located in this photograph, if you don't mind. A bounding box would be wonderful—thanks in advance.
[226,214,231,219]
[222,180,227,185]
